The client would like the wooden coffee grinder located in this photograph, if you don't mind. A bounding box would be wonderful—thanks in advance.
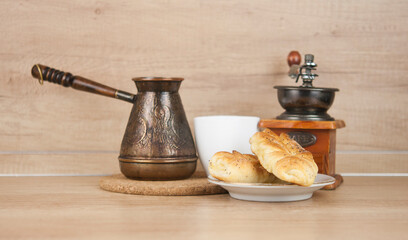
[259,51,345,189]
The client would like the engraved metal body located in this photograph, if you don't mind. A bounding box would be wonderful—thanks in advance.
[119,78,197,180]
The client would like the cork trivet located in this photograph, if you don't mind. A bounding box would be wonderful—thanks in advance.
[99,171,227,196]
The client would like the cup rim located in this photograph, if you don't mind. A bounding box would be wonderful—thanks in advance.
[194,115,260,121]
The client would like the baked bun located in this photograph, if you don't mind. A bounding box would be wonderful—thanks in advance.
[249,129,318,186]
[209,150,276,183]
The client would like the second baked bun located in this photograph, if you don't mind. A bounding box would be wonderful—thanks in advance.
[209,150,276,183]
[250,129,318,186]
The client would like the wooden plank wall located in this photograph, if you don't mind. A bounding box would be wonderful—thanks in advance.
[1,0,407,174]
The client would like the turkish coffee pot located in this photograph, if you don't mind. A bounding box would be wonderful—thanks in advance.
[31,64,197,180]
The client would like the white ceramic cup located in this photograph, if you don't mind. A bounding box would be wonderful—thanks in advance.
[194,115,260,176]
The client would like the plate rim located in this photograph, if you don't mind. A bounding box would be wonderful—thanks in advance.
[208,173,335,189]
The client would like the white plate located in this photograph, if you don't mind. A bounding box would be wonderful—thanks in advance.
[208,174,335,202]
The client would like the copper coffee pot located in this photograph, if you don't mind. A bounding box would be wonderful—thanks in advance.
[31,64,197,180]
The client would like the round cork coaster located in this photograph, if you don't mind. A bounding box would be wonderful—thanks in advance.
[99,171,227,196]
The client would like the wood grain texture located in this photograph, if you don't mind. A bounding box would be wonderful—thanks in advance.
[0,0,407,154]
[0,176,407,239]
[259,119,346,129]
[0,153,406,174]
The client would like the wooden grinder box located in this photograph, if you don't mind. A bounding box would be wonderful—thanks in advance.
[259,119,345,190]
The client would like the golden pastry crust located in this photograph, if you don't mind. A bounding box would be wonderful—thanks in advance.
[249,129,318,186]
[209,150,276,183]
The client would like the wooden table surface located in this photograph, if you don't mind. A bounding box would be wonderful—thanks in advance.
[1,176,407,240]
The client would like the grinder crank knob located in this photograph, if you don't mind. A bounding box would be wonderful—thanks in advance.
[287,51,301,79]
[287,51,301,67]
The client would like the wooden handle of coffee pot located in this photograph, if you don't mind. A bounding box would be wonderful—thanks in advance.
[31,64,135,103]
